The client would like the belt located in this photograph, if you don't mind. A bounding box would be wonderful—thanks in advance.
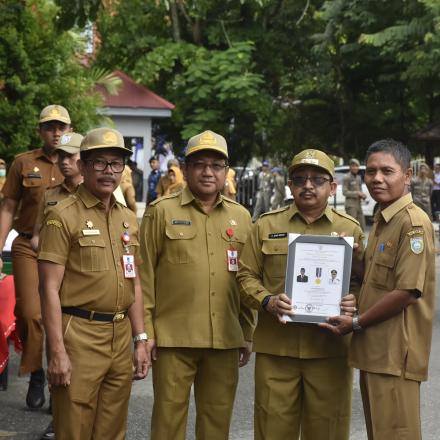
[61,306,128,322]
[18,232,32,239]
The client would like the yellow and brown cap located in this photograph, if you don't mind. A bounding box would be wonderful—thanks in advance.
[288,149,335,177]
[80,128,132,156]
[185,130,228,159]
[57,132,83,154]
[39,105,71,124]
[349,158,360,166]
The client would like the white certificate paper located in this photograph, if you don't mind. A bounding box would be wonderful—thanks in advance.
[284,234,354,323]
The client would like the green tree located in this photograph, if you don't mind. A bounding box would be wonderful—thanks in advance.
[0,0,103,162]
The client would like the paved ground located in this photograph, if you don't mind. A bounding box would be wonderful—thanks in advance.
[1,234,440,439]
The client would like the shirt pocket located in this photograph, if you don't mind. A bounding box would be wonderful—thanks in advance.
[165,226,197,264]
[78,237,109,272]
[221,229,246,252]
[370,251,396,290]
[262,239,288,278]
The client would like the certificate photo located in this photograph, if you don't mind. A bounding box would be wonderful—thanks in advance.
[284,234,354,323]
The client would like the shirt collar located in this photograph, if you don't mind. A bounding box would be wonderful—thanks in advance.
[288,202,334,224]
[180,185,224,209]
[36,148,58,164]
[77,183,118,209]
[379,192,413,223]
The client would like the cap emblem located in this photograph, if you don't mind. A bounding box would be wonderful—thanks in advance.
[49,106,61,118]
[60,134,72,145]
[103,131,118,144]
[200,131,217,145]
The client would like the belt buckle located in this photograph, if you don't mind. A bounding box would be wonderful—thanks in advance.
[113,312,125,322]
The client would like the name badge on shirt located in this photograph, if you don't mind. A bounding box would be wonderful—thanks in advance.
[227,248,239,272]
[82,229,101,236]
[122,254,136,278]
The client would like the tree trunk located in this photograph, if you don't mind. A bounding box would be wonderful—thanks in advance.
[169,1,181,42]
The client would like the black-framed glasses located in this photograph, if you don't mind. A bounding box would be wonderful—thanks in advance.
[85,159,125,173]
[188,161,228,173]
[290,176,331,187]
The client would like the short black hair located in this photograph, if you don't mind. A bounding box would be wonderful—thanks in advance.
[365,139,411,170]
[80,149,127,161]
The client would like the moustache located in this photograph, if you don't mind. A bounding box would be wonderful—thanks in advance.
[299,190,315,197]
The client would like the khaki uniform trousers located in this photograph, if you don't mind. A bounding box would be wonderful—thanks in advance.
[360,371,421,440]
[11,235,44,375]
[345,203,366,231]
[52,315,133,440]
[151,347,239,440]
[254,353,352,440]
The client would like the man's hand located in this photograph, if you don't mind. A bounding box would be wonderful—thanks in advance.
[133,341,150,380]
[239,340,252,367]
[47,350,72,387]
[319,315,353,336]
[146,338,157,362]
[340,293,357,317]
[30,236,39,253]
[265,293,294,324]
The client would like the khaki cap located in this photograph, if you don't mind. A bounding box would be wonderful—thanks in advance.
[289,149,334,177]
[57,132,83,154]
[39,105,71,124]
[80,128,132,156]
[349,158,360,166]
[185,130,228,158]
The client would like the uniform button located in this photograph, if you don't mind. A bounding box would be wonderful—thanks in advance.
[211,292,215,296]
[210,252,214,256]
[179,232,184,237]
[119,282,123,287]
[208,232,212,236]
[212,312,215,317]
[51,177,55,181]
[91,240,95,244]
[211,272,215,276]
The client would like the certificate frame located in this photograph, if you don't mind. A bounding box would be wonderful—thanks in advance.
[284,234,354,324]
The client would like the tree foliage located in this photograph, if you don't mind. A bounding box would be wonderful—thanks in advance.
[0,0,103,161]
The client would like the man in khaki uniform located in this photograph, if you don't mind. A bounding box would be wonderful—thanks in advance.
[271,167,285,210]
[140,130,255,440]
[322,139,435,440]
[31,132,84,252]
[38,128,149,440]
[342,158,367,230]
[252,160,272,220]
[0,105,70,408]
[237,149,364,440]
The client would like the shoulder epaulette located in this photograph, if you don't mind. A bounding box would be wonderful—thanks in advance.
[221,195,241,206]
[407,204,427,227]
[53,194,78,212]
[14,148,39,159]
[260,205,290,218]
[150,192,180,206]
[333,209,360,225]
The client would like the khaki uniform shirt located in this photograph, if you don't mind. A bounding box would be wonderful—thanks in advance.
[2,149,63,234]
[342,173,362,208]
[38,184,141,312]
[35,183,77,228]
[350,193,435,381]
[237,203,365,359]
[139,186,255,348]
[410,176,433,206]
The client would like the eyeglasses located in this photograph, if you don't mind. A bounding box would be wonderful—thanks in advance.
[85,159,125,173]
[188,161,228,173]
[290,176,331,187]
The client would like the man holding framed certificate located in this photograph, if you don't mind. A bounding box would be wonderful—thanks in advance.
[237,149,365,440]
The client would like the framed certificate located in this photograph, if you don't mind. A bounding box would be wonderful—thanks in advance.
[284,234,354,324]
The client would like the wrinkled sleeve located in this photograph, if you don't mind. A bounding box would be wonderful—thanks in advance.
[237,221,271,311]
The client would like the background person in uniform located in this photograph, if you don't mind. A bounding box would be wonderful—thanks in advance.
[342,158,367,231]
[321,139,435,440]
[127,159,144,201]
[37,127,149,440]
[140,130,255,440]
[146,155,161,204]
[0,104,71,409]
[237,149,364,440]
[432,162,440,219]
[31,132,84,252]
[155,157,179,198]
[410,162,433,220]
[163,165,185,196]
[119,165,137,213]
[222,167,237,200]
[296,268,308,282]
[252,160,273,221]
[271,167,285,210]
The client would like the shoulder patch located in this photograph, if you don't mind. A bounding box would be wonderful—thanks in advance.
[333,209,360,225]
[46,219,62,228]
[260,205,290,218]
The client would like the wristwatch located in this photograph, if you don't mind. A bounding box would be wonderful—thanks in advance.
[133,332,148,344]
[261,295,272,310]
[352,316,363,332]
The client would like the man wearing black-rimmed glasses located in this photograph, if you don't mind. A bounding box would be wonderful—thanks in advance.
[238,149,365,440]
[38,127,149,439]
[140,130,255,440]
